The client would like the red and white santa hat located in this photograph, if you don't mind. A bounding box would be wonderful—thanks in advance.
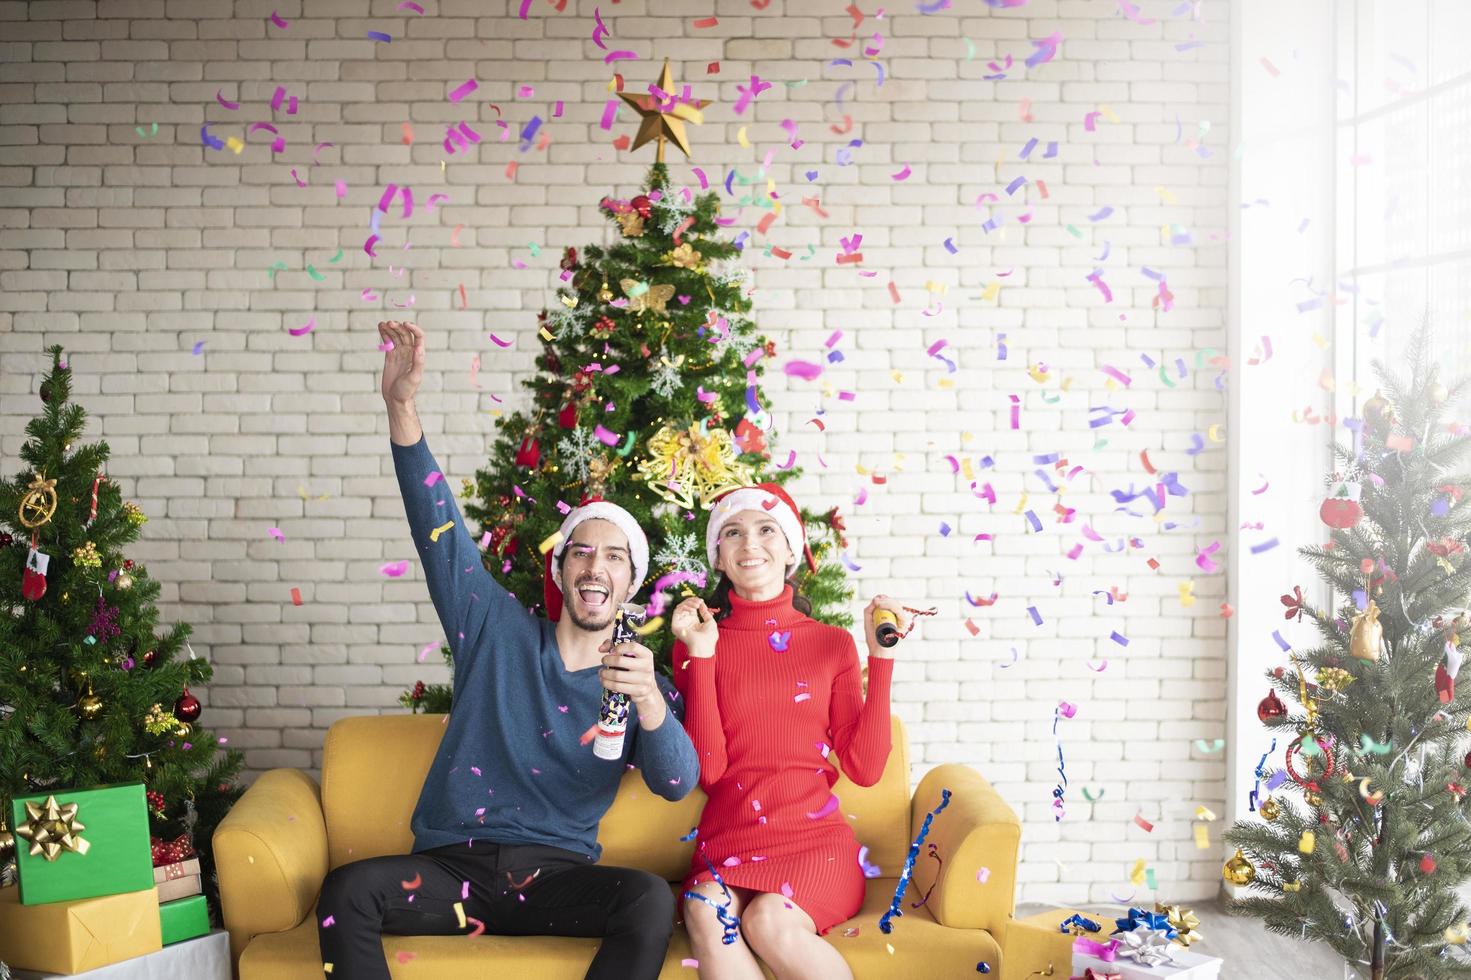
[543,497,649,623]
[705,483,817,579]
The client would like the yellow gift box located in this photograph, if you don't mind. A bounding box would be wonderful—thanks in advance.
[0,884,162,974]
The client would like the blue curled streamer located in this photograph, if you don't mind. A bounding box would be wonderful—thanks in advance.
[878,788,952,934]
[1113,907,1178,939]
[1059,914,1102,935]
[682,850,741,945]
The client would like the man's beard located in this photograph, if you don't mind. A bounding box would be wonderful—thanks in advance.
[565,601,617,632]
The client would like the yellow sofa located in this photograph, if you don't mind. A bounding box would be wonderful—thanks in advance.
[215,713,1054,979]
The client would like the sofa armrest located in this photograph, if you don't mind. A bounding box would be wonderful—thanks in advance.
[212,767,329,968]
[908,763,1021,937]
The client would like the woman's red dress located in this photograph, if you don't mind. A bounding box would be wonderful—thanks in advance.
[672,586,894,934]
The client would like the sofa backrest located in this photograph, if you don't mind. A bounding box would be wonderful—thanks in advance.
[320,713,912,881]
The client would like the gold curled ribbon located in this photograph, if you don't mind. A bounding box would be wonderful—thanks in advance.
[15,795,90,862]
[1360,776,1385,805]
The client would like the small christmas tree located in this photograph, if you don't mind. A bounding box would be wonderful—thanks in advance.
[0,347,244,921]
[1223,327,1471,979]
[400,141,855,708]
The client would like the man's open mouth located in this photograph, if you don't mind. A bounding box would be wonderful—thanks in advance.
[576,582,610,608]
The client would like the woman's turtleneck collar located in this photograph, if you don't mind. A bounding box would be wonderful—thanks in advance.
[721,583,806,630]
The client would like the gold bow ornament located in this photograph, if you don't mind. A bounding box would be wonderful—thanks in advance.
[1154,903,1202,947]
[14,795,90,862]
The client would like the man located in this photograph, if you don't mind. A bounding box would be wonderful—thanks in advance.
[316,320,698,979]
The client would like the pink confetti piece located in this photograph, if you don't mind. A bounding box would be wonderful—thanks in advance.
[1133,813,1154,833]
[288,318,316,337]
[487,333,513,348]
[364,235,380,257]
[448,78,479,103]
[1009,394,1020,429]
[891,163,912,180]
[269,10,288,29]
[398,0,426,11]
[321,914,335,927]
[976,867,990,884]
[380,560,410,577]
[682,959,700,968]
[268,527,285,543]
[806,793,840,819]
[784,359,823,380]
[594,424,620,446]
[604,50,638,64]
[215,89,240,110]
[794,692,811,702]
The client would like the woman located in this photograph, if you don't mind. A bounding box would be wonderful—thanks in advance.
[671,483,911,980]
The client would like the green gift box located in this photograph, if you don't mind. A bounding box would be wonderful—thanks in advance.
[12,782,155,906]
[159,894,210,945]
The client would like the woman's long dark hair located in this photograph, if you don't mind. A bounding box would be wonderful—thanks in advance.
[707,573,812,621]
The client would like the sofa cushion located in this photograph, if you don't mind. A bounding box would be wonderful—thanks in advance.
[319,714,913,882]
[239,877,1002,979]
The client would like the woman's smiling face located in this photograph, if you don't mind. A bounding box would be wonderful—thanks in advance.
[713,508,794,599]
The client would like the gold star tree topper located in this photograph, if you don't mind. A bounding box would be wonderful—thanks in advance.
[618,60,709,162]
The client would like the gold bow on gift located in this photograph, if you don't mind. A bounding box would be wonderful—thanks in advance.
[15,795,90,861]
[1155,902,1202,947]
[636,423,754,511]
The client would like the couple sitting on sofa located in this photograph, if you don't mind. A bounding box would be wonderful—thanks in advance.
[315,321,915,980]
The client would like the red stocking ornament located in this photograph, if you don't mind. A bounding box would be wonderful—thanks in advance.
[22,546,50,601]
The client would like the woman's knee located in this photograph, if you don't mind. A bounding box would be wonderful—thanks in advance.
[682,884,733,943]
[740,895,805,957]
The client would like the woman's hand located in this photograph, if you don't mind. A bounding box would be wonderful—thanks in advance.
[863,595,912,659]
[379,320,425,406]
[671,596,719,659]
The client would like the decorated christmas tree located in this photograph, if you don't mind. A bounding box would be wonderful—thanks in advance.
[0,346,244,919]
[402,68,852,713]
[1223,328,1471,979]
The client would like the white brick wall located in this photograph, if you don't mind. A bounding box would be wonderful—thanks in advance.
[0,0,1229,903]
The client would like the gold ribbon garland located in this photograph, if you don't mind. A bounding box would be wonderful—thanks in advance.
[636,423,754,510]
[15,795,90,862]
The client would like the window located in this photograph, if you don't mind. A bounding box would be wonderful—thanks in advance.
[1334,0,1471,391]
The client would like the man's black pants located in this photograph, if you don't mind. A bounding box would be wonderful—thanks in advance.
[315,840,674,979]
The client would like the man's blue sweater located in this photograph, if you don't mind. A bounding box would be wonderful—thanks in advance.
[391,434,699,860]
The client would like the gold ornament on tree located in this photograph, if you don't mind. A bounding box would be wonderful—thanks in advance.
[617,59,709,163]
[598,281,615,303]
[668,241,703,269]
[1258,797,1281,821]
[72,540,102,569]
[1316,667,1355,694]
[621,279,676,314]
[615,211,645,238]
[18,472,59,530]
[14,796,90,861]
[1351,599,1384,662]
[1222,848,1256,885]
[637,423,756,510]
[76,681,102,720]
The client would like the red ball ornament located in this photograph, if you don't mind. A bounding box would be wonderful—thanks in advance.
[146,789,166,815]
[1257,689,1288,723]
[1464,750,1471,768]
[631,194,652,219]
[142,649,157,668]
[174,687,201,724]
[0,532,12,548]
[124,559,134,570]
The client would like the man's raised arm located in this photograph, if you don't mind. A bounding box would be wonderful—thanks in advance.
[381,321,528,670]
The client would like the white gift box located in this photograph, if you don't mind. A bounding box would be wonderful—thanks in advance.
[1073,944,1223,980]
